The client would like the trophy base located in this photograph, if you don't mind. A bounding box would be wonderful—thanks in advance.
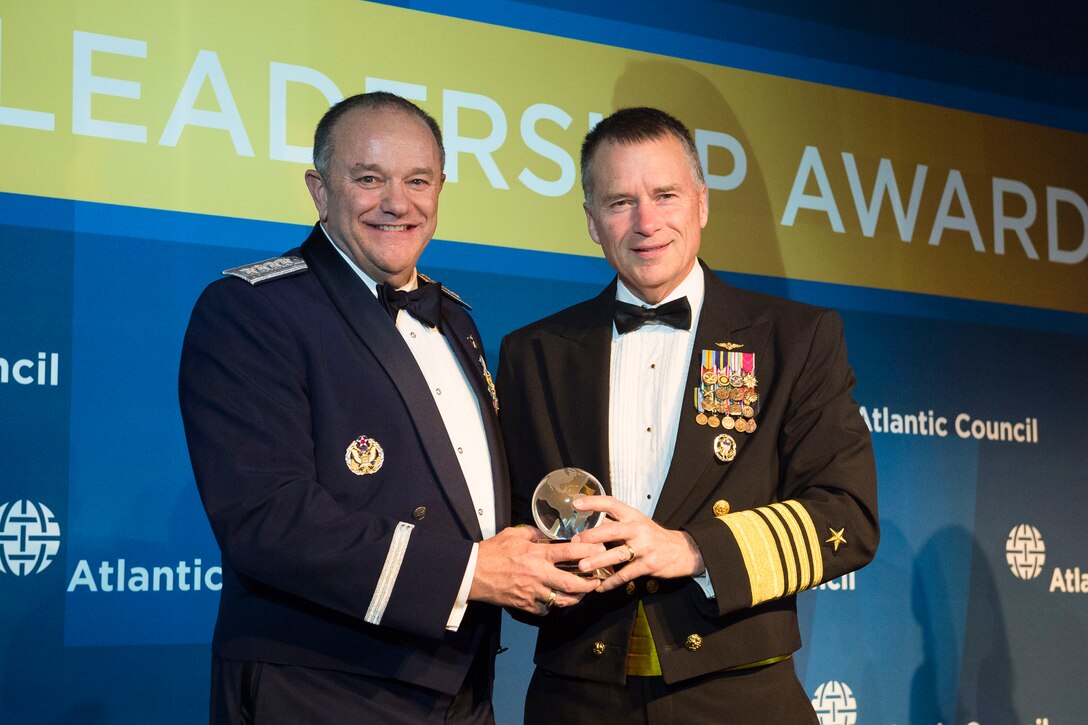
[556,560,613,580]
[537,537,613,579]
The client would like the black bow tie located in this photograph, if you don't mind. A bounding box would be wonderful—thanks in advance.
[377,281,443,331]
[613,297,692,334]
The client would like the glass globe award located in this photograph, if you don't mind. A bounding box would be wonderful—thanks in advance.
[532,467,606,540]
[531,467,612,579]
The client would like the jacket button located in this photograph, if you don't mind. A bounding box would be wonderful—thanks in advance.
[646,579,659,594]
[592,641,606,656]
[712,499,730,516]
[413,506,427,520]
[685,634,703,652]
[625,581,636,595]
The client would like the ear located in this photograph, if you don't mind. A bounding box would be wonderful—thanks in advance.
[304,169,329,222]
[584,202,602,246]
[698,183,709,229]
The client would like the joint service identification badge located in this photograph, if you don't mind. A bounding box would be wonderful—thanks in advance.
[346,435,384,475]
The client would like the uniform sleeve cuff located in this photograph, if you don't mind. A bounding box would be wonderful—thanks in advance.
[692,568,717,599]
[446,542,479,631]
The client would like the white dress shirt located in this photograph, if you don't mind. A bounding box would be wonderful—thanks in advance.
[326,228,494,628]
[609,262,715,597]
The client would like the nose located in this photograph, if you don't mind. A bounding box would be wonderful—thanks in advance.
[633,201,662,237]
[380,181,410,216]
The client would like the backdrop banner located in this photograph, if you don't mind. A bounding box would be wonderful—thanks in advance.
[1,1,1085,723]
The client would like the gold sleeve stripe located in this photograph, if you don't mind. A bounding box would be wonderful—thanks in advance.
[783,500,824,587]
[766,502,810,591]
[718,500,824,606]
[759,505,798,594]
[719,509,783,606]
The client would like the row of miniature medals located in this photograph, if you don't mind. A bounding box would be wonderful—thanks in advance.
[695,348,758,462]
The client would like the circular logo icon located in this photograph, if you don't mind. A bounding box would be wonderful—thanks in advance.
[1005,524,1045,580]
[812,680,858,725]
[0,500,62,576]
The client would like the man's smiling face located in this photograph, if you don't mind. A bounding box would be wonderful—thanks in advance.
[583,134,708,304]
[305,106,445,287]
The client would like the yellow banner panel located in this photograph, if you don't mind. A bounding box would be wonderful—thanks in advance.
[0,1,1084,312]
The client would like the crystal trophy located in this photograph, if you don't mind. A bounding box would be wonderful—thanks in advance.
[532,467,612,579]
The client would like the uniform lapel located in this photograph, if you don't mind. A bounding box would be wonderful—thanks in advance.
[300,228,484,539]
[443,308,511,529]
[536,284,615,494]
[653,263,769,527]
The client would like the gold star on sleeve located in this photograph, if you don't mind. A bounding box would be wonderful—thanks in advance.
[825,527,847,554]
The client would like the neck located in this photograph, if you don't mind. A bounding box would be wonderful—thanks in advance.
[623,261,698,305]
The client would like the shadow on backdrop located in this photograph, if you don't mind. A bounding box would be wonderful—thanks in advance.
[610,59,789,294]
[911,526,1014,724]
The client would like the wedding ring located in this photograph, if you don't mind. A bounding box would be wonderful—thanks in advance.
[625,544,636,562]
[544,589,557,609]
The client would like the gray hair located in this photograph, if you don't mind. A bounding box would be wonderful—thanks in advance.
[312,92,444,179]
[580,107,703,199]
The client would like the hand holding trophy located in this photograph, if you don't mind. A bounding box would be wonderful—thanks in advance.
[532,467,613,579]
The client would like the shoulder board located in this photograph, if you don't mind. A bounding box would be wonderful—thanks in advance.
[222,256,308,285]
[419,271,472,310]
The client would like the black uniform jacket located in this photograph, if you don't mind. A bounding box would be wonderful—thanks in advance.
[497,260,877,686]
[179,224,509,696]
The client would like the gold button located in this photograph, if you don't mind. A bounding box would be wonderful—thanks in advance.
[685,634,703,652]
[712,500,730,517]
[592,641,606,656]
[625,581,636,595]
[412,506,427,520]
[645,579,659,594]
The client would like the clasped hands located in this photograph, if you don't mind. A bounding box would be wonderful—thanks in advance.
[570,496,705,594]
[470,496,704,616]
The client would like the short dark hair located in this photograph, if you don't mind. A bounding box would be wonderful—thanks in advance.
[312,92,444,179]
[580,107,704,199]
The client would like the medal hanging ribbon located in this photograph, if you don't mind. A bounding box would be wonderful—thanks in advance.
[694,348,759,431]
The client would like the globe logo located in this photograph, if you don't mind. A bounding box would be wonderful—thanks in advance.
[1005,524,1045,580]
[0,500,62,576]
[812,680,857,725]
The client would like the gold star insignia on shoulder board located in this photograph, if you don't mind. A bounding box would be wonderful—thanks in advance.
[715,342,743,350]
[825,527,847,554]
